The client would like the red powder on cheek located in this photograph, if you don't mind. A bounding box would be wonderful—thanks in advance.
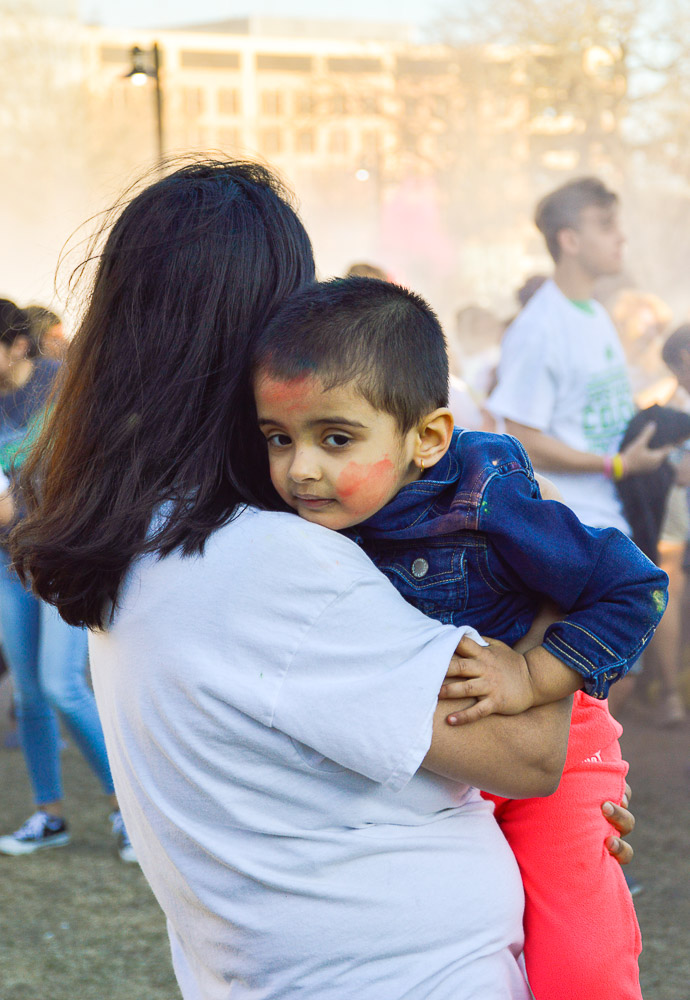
[336,458,398,514]
[255,374,321,413]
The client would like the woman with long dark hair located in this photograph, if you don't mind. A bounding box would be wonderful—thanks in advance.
[9,160,627,999]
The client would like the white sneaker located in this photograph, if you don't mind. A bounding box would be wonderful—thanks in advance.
[0,811,70,855]
[658,692,686,728]
[110,810,137,863]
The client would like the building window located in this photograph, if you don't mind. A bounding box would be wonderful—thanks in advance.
[296,130,315,154]
[361,131,379,158]
[328,129,349,155]
[295,92,315,115]
[180,51,240,70]
[218,127,242,150]
[260,128,283,155]
[330,93,348,115]
[185,127,206,148]
[261,91,283,116]
[100,45,131,64]
[360,95,380,115]
[218,89,241,115]
[182,88,204,117]
[327,56,382,73]
[257,54,313,72]
[396,56,450,76]
[432,95,448,119]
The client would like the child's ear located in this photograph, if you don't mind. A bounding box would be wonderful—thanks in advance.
[414,408,455,471]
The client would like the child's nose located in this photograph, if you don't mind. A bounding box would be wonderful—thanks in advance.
[289,449,320,482]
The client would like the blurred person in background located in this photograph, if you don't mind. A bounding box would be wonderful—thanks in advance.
[516,274,548,310]
[0,298,135,861]
[25,305,68,363]
[446,305,505,431]
[0,465,16,746]
[489,177,669,531]
[344,261,390,281]
[608,289,686,725]
[611,290,675,408]
[448,304,504,400]
[647,321,690,726]
[488,178,671,720]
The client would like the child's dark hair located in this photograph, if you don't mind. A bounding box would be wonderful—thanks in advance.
[662,323,690,370]
[535,177,618,262]
[252,276,449,432]
[11,158,315,629]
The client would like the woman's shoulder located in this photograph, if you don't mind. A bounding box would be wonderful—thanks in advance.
[121,509,385,636]
[210,508,378,584]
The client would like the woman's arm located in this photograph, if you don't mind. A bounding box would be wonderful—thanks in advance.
[603,784,635,865]
[434,605,637,861]
[423,689,572,798]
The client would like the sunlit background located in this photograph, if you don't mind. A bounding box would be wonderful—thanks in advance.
[2,0,689,329]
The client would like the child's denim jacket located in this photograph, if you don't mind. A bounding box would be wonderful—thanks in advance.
[348,429,668,699]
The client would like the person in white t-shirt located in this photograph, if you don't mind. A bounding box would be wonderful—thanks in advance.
[10,161,634,1000]
[489,176,670,532]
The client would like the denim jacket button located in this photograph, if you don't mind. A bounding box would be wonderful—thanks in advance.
[411,557,429,578]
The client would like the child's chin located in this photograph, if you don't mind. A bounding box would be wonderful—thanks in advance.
[300,508,355,531]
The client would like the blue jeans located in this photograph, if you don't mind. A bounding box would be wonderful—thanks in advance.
[0,548,114,805]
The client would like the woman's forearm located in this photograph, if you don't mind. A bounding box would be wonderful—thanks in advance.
[422,695,572,798]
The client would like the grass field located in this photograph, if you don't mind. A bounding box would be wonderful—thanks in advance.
[0,675,688,1000]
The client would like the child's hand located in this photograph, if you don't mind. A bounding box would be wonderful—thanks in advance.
[440,635,538,725]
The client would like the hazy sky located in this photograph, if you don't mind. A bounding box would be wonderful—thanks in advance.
[81,0,438,28]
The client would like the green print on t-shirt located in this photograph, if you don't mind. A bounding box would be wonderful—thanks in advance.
[582,366,634,453]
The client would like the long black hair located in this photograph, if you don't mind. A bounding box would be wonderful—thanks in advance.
[11,159,315,628]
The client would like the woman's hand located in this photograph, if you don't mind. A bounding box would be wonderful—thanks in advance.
[602,783,635,866]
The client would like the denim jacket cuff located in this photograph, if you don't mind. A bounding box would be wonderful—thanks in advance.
[542,624,630,700]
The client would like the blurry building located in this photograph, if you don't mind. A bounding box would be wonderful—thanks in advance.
[83,17,419,191]
[80,17,627,309]
[83,18,626,195]
[0,5,631,312]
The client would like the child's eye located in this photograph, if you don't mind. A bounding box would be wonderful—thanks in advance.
[324,433,352,448]
[266,432,291,448]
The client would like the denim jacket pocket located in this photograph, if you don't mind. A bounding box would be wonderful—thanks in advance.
[364,540,468,622]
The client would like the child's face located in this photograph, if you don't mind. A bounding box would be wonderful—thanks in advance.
[254,371,420,530]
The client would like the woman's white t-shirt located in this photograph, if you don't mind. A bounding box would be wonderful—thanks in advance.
[89,508,529,1000]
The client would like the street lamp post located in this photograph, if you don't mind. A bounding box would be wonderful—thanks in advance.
[125,43,164,170]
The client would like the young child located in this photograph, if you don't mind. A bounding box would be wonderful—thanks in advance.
[251,276,668,1000]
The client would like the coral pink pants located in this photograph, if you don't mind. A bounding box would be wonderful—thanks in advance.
[483,692,642,1000]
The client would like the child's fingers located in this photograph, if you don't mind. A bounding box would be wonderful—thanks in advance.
[452,634,486,661]
[446,699,495,726]
[439,677,491,700]
[445,651,483,680]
